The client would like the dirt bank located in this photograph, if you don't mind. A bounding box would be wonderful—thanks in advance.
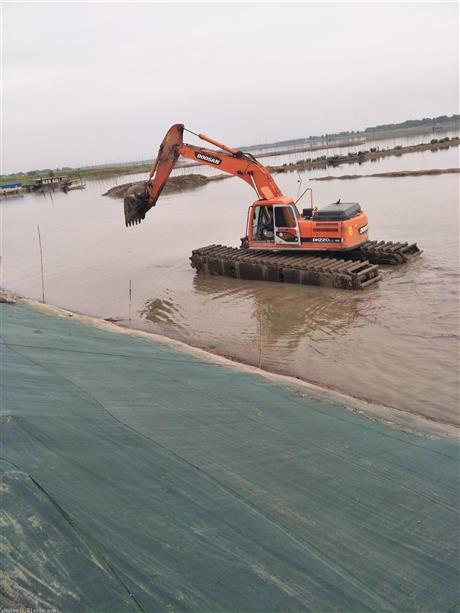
[310,167,460,181]
[103,173,227,198]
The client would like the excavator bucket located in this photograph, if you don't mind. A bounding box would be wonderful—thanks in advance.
[124,192,149,226]
[124,123,184,227]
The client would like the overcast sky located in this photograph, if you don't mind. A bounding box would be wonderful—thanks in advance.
[2,1,459,173]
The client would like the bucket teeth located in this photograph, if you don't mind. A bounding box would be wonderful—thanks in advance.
[124,193,149,227]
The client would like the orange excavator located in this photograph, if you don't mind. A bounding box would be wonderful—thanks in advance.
[124,124,420,289]
[125,124,369,251]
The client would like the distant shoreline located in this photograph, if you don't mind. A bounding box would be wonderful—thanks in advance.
[269,137,460,174]
[2,116,458,185]
[3,138,457,200]
[100,140,460,198]
[101,136,459,183]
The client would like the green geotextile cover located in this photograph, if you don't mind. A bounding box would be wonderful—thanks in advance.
[0,303,458,612]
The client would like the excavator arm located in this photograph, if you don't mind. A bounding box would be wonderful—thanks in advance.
[124,123,284,226]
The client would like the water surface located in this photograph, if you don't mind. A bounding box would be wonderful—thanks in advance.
[2,144,459,425]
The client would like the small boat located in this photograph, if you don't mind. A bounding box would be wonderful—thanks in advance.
[0,182,23,197]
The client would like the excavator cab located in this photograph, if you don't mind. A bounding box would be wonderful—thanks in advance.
[250,201,300,246]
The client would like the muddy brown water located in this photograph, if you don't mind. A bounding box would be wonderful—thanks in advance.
[2,145,459,426]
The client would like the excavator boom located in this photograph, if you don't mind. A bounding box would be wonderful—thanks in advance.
[124,124,283,226]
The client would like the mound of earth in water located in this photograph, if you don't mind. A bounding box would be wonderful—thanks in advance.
[103,174,212,198]
[310,168,460,181]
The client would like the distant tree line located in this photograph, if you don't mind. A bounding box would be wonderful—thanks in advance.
[243,114,459,151]
[364,114,459,132]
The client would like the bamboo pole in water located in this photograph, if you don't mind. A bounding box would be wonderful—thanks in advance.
[37,225,46,303]
[128,279,132,328]
[258,312,262,369]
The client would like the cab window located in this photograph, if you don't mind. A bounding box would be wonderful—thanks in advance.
[275,206,296,227]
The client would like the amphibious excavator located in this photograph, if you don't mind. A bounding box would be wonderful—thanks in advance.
[124,124,420,290]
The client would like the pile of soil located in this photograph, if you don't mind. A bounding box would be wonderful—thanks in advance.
[103,174,211,198]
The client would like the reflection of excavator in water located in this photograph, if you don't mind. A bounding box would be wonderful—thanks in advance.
[124,124,421,290]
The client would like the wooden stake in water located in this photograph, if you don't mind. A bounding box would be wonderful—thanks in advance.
[258,312,262,369]
[37,224,46,303]
[128,279,132,328]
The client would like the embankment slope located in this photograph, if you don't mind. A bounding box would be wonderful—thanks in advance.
[2,299,458,611]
